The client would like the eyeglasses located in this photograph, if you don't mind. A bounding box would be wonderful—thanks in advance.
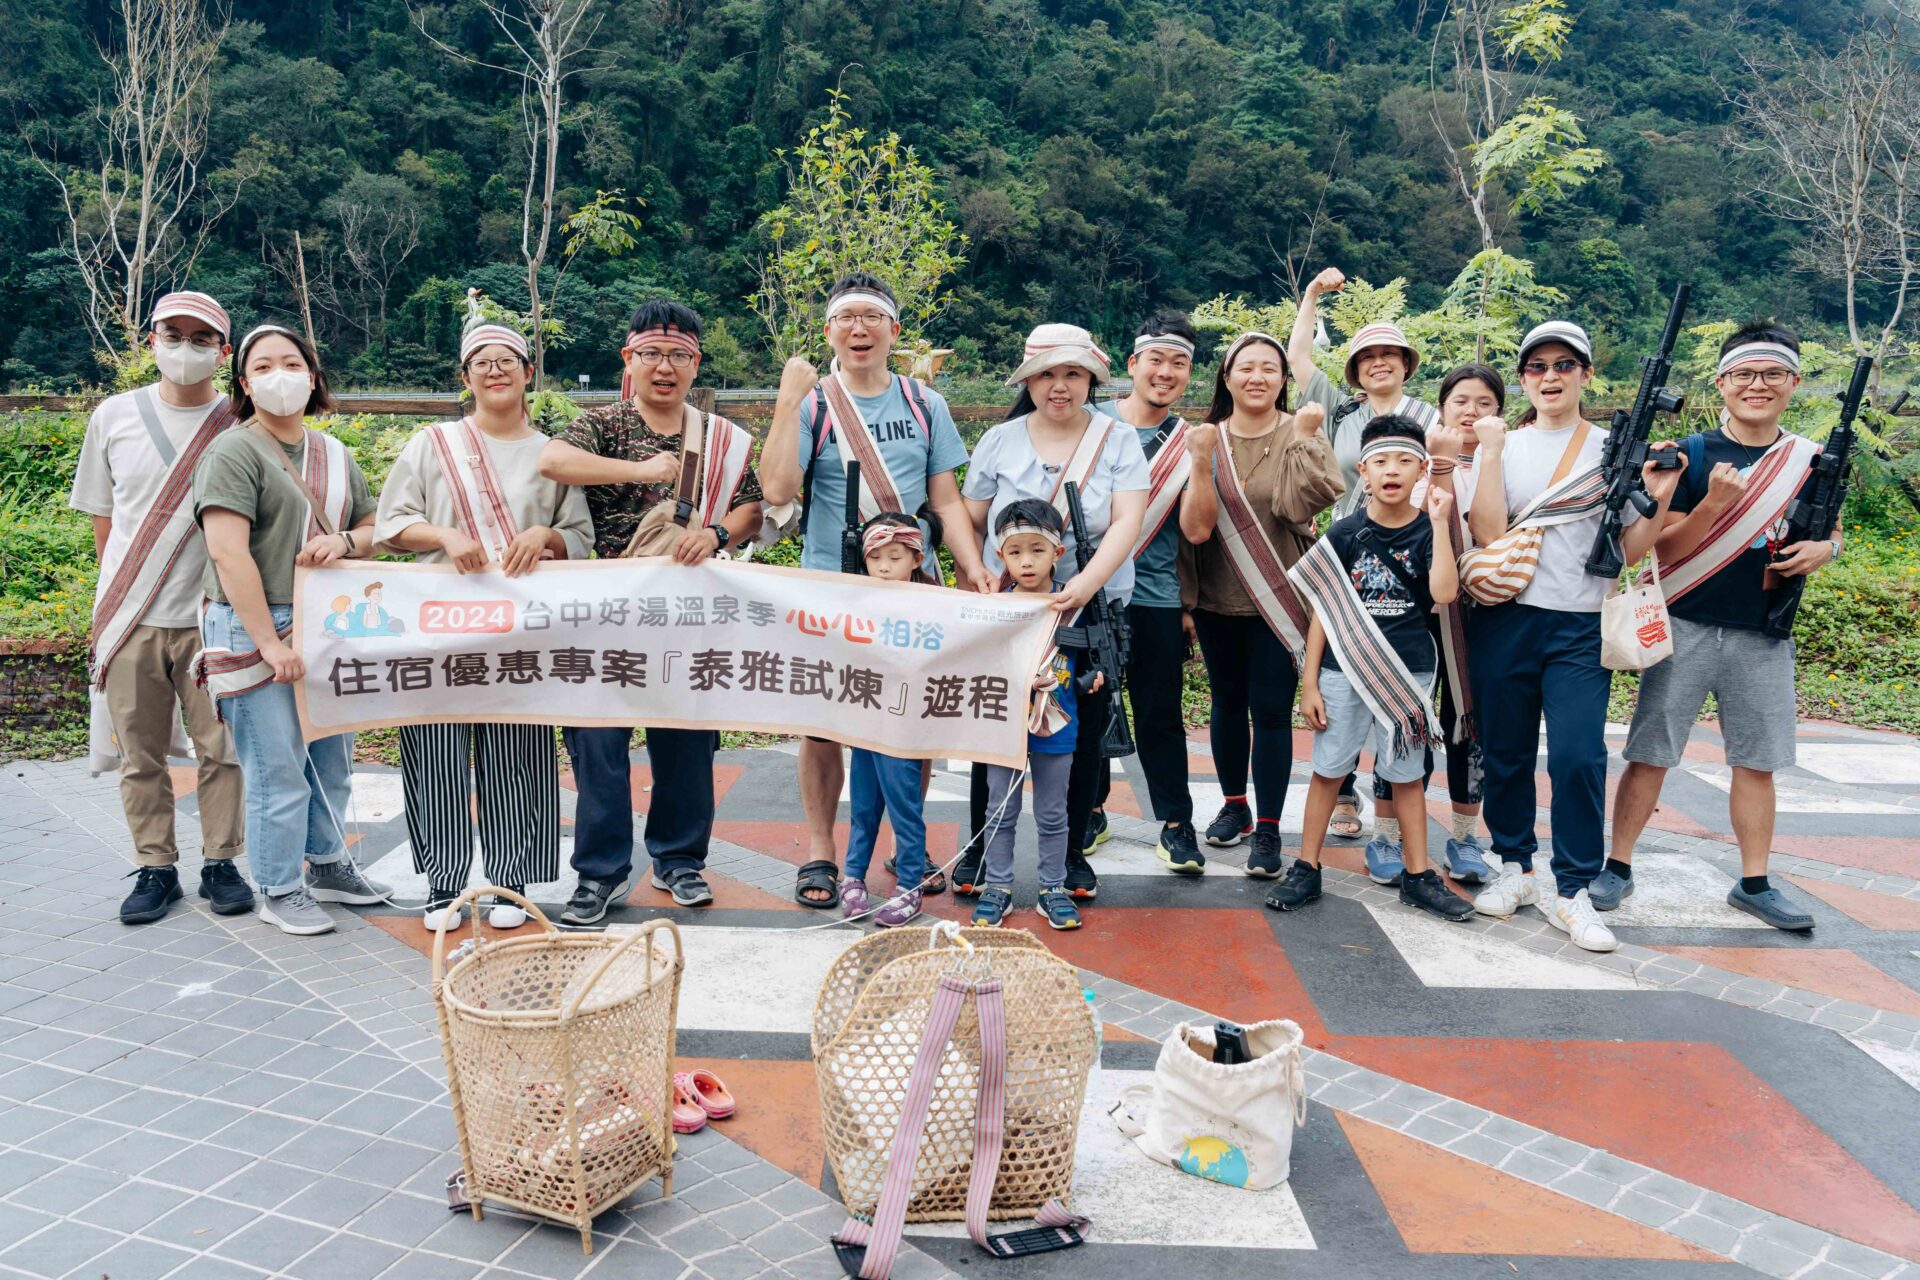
[1721,367,1795,388]
[155,331,222,350]
[628,349,696,368]
[1521,359,1584,377]
[466,358,524,375]
[828,313,891,329]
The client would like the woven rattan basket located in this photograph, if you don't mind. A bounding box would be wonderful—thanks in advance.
[431,889,683,1253]
[812,925,1097,1225]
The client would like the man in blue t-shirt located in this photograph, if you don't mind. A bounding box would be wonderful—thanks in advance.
[1087,310,1220,874]
[1606,322,1840,932]
[759,272,993,907]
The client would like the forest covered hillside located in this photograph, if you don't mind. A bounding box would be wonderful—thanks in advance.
[0,0,1886,389]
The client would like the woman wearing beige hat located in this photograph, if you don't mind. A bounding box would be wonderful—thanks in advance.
[951,323,1150,904]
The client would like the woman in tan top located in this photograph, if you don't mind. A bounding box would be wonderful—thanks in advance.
[1178,333,1342,875]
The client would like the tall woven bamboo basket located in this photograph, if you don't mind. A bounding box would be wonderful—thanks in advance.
[430,889,683,1254]
[812,925,1097,1225]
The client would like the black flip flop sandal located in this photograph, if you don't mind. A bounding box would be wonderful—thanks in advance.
[885,856,947,895]
[795,859,841,909]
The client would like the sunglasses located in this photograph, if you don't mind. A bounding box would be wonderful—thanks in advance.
[1521,358,1584,377]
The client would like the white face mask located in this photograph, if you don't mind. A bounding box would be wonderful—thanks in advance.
[248,368,313,418]
[153,341,222,386]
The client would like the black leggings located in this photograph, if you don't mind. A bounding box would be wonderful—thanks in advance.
[1092,604,1192,825]
[1191,609,1297,822]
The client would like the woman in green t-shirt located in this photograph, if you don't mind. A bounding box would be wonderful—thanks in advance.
[192,326,390,938]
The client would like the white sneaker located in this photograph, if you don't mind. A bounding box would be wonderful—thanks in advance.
[1473,865,1538,918]
[1545,889,1618,953]
[422,897,467,933]
[487,900,529,929]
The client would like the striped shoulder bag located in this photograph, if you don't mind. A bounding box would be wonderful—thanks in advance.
[1458,422,1601,605]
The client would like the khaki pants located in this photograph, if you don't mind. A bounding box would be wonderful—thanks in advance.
[104,624,244,867]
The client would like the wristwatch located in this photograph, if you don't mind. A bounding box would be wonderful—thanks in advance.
[708,523,731,550]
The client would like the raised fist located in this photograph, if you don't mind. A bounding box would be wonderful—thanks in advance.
[777,356,819,401]
[1472,414,1507,451]
[1293,402,1328,437]
[1308,267,1346,297]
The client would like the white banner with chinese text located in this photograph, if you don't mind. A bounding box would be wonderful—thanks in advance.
[291,558,1057,768]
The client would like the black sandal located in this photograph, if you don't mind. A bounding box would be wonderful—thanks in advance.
[885,856,947,895]
[795,859,841,909]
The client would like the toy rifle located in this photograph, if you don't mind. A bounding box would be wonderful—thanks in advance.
[1052,481,1136,759]
[1585,283,1691,579]
[1761,355,1873,639]
[841,460,862,575]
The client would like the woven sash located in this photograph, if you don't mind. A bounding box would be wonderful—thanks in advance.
[425,417,521,558]
[699,414,754,527]
[821,373,911,522]
[1208,423,1311,659]
[1426,457,1476,742]
[1458,422,1601,606]
[1132,418,1191,559]
[90,393,237,688]
[996,414,1115,594]
[831,976,1088,1279]
[1645,433,1820,603]
[1290,536,1438,758]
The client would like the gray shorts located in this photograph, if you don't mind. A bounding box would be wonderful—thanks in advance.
[1623,615,1797,772]
[1311,668,1434,785]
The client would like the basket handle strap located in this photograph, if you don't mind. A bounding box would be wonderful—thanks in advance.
[428,885,556,986]
[560,919,681,1021]
[969,979,1089,1259]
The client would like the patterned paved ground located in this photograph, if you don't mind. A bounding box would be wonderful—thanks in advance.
[2,716,1919,1279]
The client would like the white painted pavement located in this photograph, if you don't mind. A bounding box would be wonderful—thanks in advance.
[1362,900,1643,991]
[1794,743,1920,786]
[1684,763,1915,815]
[1847,1035,1920,1095]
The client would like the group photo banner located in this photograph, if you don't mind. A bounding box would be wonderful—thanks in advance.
[291,558,1059,768]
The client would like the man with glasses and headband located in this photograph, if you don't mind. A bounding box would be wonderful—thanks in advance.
[538,299,764,924]
[759,271,991,908]
[70,291,249,926]
[1603,322,1833,931]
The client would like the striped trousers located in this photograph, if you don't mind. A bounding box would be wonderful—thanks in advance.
[398,722,560,893]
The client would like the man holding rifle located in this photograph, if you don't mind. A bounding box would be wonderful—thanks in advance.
[1603,324,1847,931]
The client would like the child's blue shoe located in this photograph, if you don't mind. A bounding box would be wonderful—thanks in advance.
[1034,887,1082,931]
[971,886,1013,927]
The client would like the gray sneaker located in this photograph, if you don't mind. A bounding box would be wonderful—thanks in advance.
[307,857,392,905]
[1587,868,1635,912]
[259,887,335,936]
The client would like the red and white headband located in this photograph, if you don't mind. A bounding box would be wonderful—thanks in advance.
[862,521,925,557]
[623,326,701,357]
[1359,436,1429,464]
[461,323,528,364]
[1133,332,1195,358]
[997,519,1063,551]
[1717,342,1800,377]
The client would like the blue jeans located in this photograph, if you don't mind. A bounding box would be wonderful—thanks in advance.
[202,602,353,895]
[563,726,715,881]
[845,749,926,887]
[1469,601,1609,896]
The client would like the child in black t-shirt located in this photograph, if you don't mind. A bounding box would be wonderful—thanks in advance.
[1271,416,1472,921]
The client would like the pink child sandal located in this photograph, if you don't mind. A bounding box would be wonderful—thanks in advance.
[671,1073,708,1133]
[686,1069,736,1120]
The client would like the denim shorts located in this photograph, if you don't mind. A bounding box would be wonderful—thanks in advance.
[1311,667,1434,785]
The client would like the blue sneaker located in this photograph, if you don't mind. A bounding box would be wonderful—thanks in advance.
[1034,887,1083,931]
[1364,837,1406,887]
[1444,835,1491,886]
[1587,868,1635,912]
[971,886,1013,927]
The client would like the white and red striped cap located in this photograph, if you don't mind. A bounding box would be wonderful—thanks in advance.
[460,322,529,364]
[149,291,230,341]
[1344,321,1420,384]
[1006,322,1111,387]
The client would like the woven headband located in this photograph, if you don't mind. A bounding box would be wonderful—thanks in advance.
[1359,437,1429,464]
[1133,333,1195,358]
[624,326,702,357]
[997,520,1064,551]
[862,522,925,557]
[827,290,900,322]
[1223,331,1287,369]
[461,322,529,364]
[236,324,301,366]
[1717,342,1801,377]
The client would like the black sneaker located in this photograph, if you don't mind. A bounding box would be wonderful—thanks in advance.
[1063,850,1099,901]
[1245,829,1284,879]
[1205,800,1254,847]
[1157,822,1205,875]
[1400,869,1474,922]
[1082,808,1110,854]
[952,840,986,898]
[561,873,633,926]
[120,866,181,925]
[1264,860,1322,912]
[650,868,714,908]
[197,860,254,916]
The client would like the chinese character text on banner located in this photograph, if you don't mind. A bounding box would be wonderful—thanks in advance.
[291,559,1058,768]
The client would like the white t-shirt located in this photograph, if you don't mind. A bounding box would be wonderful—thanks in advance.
[69,388,221,629]
[1496,420,1637,614]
